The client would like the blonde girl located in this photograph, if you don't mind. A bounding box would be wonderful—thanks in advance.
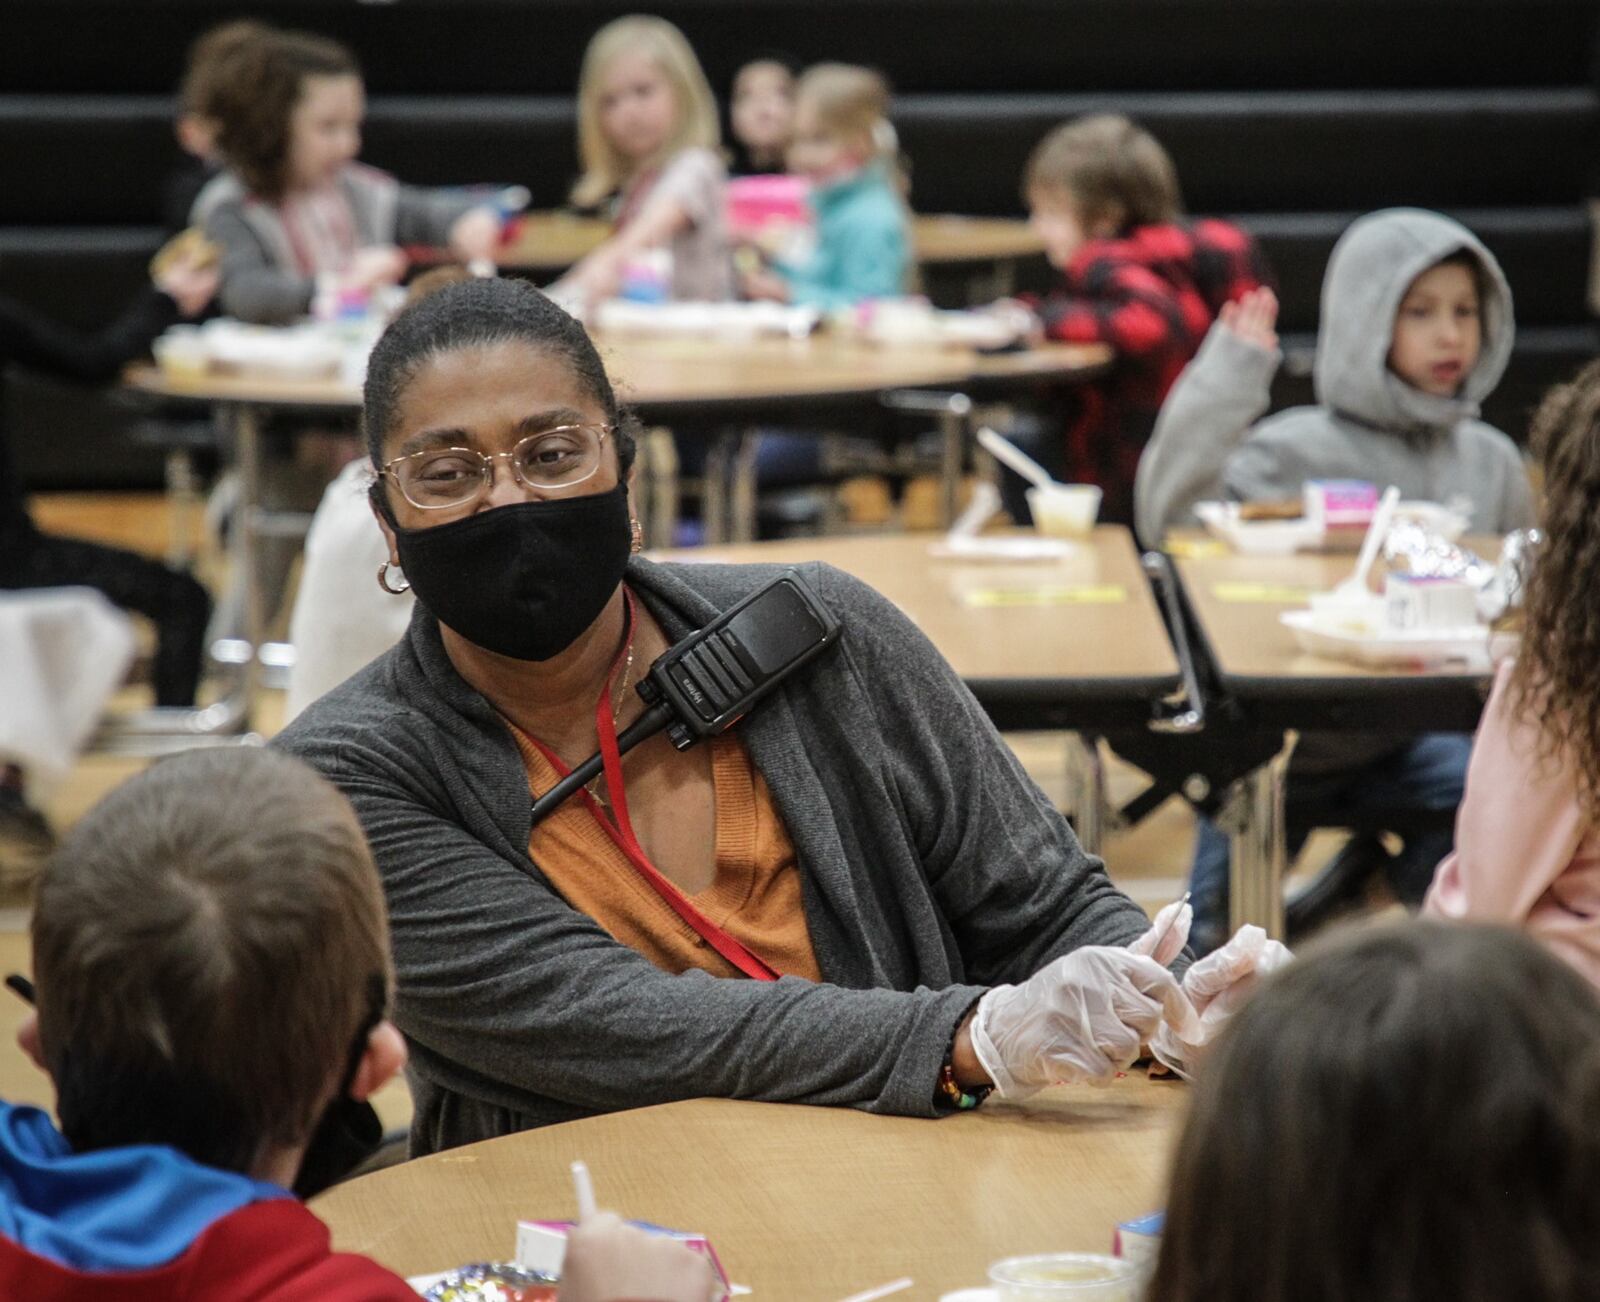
[560,15,733,304]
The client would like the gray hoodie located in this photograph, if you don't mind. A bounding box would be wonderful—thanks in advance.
[1134,208,1536,544]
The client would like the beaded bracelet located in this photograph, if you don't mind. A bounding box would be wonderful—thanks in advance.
[937,1060,989,1111]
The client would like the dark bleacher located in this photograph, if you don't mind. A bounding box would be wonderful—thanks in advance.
[4,0,1596,490]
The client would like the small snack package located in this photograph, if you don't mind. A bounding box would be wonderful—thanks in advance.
[515,1219,731,1294]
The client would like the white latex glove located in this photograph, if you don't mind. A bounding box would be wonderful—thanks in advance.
[969,946,1196,1098]
[1150,924,1292,1079]
[558,1211,724,1302]
[1127,896,1194,968]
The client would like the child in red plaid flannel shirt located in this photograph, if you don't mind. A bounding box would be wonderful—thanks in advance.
[1005,115,1271,532]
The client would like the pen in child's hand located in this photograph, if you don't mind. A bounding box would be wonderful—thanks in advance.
[5,974,35,1006]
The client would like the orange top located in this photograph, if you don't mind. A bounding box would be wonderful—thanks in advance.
[507,726,821,982]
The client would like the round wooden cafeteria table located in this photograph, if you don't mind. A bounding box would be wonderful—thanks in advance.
[496,212,1044,277]
[313,1080,1181,1301]
[122,331,974,418]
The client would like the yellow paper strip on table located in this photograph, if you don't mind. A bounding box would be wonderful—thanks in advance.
[1211,582,1316,604]
[1163,537,1228,559]
[962,584,1127,608]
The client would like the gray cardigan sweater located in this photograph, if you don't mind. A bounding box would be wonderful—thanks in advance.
[193,163,479,325]
[275,559,1153,1154]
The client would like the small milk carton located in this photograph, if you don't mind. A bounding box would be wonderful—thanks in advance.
[1384,573,1480,631]
[516,1219,730,1293]
[1112,1210,1164,1271]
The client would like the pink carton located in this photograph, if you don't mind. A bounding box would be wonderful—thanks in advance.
[1303,479,1377,545]
[516,1219,730,1292]
[725,174,811,237]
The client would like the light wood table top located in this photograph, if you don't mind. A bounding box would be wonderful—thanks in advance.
[656,529,1176,689]
[124,338,1108,418]
[1171,535,1498,682]
[122,335,969,417]
[496,212,1044,275]
[313,1081,1182,1300]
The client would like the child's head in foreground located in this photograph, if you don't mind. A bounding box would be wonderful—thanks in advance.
[1149,921,1600,1302]
[22,747,404,1188]
[1024,114,1181,268]
[206,24,363,202]
[786,63,894,187]
[572,14,720,209]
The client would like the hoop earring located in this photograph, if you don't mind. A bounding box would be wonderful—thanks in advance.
[377,562,411,595]
[629,517,644,555]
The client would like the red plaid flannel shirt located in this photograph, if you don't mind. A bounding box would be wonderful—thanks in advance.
[1034,219,1272,527]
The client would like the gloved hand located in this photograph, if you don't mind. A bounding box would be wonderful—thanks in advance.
[1149,924,1292,1079]
[1127,896,1194,968]
[969,946,1196,1098]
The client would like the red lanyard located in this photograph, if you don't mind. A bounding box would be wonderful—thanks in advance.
[527,590,780,982]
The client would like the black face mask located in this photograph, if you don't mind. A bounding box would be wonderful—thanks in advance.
[293,976,388,1199]
[391,486,632,662]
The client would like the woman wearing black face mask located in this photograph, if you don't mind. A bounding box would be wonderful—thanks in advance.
[276,278,1244,1160]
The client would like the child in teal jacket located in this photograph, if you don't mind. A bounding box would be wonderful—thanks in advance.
[742,64,909,309]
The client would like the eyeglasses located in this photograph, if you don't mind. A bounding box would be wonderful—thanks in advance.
[380,424,612,510]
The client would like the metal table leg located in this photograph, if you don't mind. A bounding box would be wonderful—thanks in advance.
[1219,735,1296,938]
[634,426,680,550]
[880,390,973,528]
[700,431,735,545]
[729,428,762,543]
[1062,732,1108,857]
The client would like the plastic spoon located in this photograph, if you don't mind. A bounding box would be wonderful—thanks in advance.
[1337,484,1401,598]
[977,426,1055,490]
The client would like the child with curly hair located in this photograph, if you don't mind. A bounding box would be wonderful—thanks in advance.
[1425,358,1600,987]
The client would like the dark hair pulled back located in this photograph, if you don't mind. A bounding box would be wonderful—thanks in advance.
[362,277,639,490]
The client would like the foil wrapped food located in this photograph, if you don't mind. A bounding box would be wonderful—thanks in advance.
[1382,524,1541,622]
[420,1262,560,1301]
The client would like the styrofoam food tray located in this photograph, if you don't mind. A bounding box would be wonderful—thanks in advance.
[1196,500,1469,555]
[1281,610,1494,668]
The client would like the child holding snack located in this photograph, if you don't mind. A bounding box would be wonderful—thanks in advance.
[1001,114,1271,528]
[1135,208,1537,953]
[1425,360,1600,988]
[1150,922,1600,1302]
[0,748,719,1300]
[727,56,796,176]
[558,16,733,305]
[195,24,500,325]
[739,63,910,310]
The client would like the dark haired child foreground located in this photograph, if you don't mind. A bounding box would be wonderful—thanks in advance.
[1426,358,1600,987]
[1151,922,1600,1302]
[1002,113,1271,528]
[1136,207,1537,953]
[0,748,715,1300]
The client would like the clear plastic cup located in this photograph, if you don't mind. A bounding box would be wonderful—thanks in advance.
[987,1253,1141,1300]
[1026,484,1102,538]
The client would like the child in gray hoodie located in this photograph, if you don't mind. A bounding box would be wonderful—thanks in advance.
[1134,207,1537,951]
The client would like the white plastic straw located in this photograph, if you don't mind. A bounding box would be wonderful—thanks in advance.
[835,1277,914,1302]
[570,1159,597,1221]
[977,426,1056,490]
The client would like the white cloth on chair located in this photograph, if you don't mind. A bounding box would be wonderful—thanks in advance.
[285,458,413,722]
[0,588,136,785]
